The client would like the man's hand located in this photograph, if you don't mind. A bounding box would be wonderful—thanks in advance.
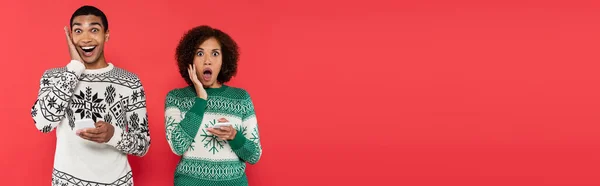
[207,118,237,141]
[64,26,83,62]
[77,121,115,143]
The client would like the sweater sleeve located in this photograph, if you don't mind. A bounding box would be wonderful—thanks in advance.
[105,79,151,156]
[31,60,85,133]
[228,92,262,164]
[165,91,207,156]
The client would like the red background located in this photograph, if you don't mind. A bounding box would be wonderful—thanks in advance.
[1,0,600,185]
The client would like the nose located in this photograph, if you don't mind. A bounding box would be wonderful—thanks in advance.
[203,55,212,65]
[80,32,92,43]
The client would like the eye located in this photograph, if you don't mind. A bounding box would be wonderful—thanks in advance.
[212,52,220,56]
[196,51,204,56]
[74,29,82,33]
[91,28,99,33]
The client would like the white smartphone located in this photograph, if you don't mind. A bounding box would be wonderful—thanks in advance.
[211,122,232,130]
[74,119,96,131]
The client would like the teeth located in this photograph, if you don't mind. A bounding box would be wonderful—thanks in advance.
[82,46,96,50]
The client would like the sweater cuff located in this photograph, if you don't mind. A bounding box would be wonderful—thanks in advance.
[66,60,85,76]
[188,98,207,115]
[180,117,201,138]
[228,130,247,150]
[106,125,124,147]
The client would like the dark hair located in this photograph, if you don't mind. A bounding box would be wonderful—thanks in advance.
[176,25,239,86]
[70,5,109,31]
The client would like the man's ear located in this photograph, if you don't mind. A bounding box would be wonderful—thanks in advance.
[105,30,110,41]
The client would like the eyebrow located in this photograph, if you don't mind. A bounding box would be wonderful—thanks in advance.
[72,22,103,27]
[196,48,221,51]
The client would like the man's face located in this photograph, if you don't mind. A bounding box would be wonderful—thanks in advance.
[71,15,108,64]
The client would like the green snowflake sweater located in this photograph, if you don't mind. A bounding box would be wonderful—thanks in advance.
[165,85,262,186]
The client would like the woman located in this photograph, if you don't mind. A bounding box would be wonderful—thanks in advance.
[164,25,262,186]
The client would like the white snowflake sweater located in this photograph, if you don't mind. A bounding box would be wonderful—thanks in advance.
[31,60,151,186]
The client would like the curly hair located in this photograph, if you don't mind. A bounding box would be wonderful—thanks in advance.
[176,25,239,86]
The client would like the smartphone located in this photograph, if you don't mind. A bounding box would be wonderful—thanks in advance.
[211,122,232,130]
[74,119,96,131]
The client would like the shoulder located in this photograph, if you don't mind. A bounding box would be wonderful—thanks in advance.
[165,86,196,110]
[111,66,142,82]
[167,86,195,98]
[223,86,257,118]
[42,67,68,77]
[221,85,251,100]
[113,66,140,79]
[105,66,144,89]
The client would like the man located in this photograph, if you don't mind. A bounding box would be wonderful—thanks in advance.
[30,5,150,186]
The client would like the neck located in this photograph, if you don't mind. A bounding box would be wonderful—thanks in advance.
[204,83,222,89]
[84,55,108,69]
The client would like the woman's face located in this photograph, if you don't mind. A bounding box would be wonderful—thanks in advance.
[193,37,223,88]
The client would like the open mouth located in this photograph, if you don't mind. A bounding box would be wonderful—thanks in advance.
[80,46,96,57]
[202,68,212,81]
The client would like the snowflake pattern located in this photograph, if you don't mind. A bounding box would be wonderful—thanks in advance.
[47,96,58,109]
[235,125,247,136]
[250,127,260,143]
[139,88,145,99]
[56,103,65,114]
[200,119,227,154]
[131,90,139,103]
[42,78,50,86]
[72,86,106,122]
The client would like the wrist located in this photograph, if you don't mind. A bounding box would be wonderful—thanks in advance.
[106,126,123,147]
[228,129,237,140]
[107,125,115,142]
[228,130,247,150]
[66,60,86,76]
[195,88,207,100]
